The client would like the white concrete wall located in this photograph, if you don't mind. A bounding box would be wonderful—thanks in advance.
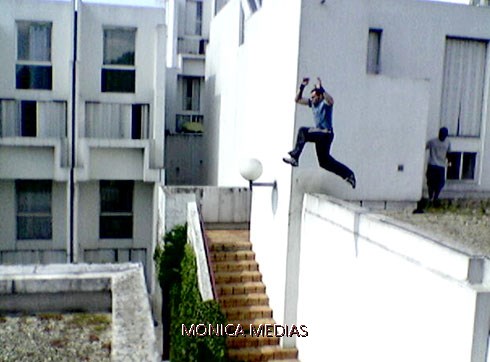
[296,193,490,362]
[205,0,302,332]
[162,186,250,232]
[187,201,213,301]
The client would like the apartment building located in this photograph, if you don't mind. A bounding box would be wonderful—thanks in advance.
[0,0,166,283]
[163,0,211,185]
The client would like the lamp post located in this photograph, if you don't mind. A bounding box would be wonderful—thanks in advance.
[239,158,278,217]
[239,158,277,190]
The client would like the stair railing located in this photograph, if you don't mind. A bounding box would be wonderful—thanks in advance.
[198,208,218,300]
[186,200,217,301]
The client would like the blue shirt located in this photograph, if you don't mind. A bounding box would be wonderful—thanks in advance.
[309,99,333,130]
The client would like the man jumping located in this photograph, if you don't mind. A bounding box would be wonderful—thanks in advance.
[283,77,356,189]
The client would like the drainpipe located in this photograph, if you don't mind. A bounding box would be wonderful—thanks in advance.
[69,0,79,263]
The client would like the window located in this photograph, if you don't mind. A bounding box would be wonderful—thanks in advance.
[186,0,203,36]
[0,100,66,138]
[16,180,52,240]
[182,76,201,111]
[99,181,133,239]
[441,37,487,137]
[102,28,136,93]
[20,101,37,137]
[16,21,52,90]
[447,152,477,180]
[131,104,149,139]
[196,1,203,36]
[85,102,149,139]
[366,29,382,74]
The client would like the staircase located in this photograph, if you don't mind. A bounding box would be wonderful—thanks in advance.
[206,229,299,362]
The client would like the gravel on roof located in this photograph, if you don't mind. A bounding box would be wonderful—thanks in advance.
[0,313,111,362]
[380,199,490,257]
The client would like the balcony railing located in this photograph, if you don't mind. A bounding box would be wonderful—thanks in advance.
[85,102,150,140]
[176,114,203,134]
[177,37,208,55]
[0,99,66,138]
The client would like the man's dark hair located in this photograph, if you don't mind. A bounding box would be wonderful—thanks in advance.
[439,127,449,141]
[310,87,324,96]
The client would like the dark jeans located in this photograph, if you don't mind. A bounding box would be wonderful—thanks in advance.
[289,127,354,180]
[426,164,445,201]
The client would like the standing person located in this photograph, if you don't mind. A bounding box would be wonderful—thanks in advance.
[426,127,450,205]
[283,77,356,189]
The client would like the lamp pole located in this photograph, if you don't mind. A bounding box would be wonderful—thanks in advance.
[240,158,278,225]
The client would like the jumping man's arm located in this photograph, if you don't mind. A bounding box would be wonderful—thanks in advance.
[295,77,310,105]
[316,77,334,106]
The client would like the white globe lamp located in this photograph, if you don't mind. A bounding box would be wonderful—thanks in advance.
[240,158,263,182]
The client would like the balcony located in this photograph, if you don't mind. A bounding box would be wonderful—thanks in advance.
[177,37,208,56]
[0,99,69,180]
[0,99,66,139]
[177,37,207,76]
[85,102,150,140]
[175,113,203,134]
[77,102,162,182]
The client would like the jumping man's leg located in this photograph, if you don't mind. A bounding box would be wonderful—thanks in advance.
[314,132,356,188]
[283,127,311,167]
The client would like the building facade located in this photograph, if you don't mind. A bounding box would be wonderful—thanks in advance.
[0,0,166,284]
[164,0,213,185]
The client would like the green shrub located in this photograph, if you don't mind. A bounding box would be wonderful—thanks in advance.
[154,225,227,362]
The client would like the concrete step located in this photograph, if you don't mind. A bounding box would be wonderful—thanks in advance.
[228,345,298,362]
[217,281,266,297]
[226,318,276,332]
[224,305,273,321]
[211,250,256,262]
[219,293,269,308]
[210,240,252,252]
[213,260,259,273]
[206,229,250,243]
[227,335,280,349]
[214,270,262,284]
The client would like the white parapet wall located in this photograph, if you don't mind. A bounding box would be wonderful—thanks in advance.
[187,201,214,302]
[162,186,250,233]
[296,193,490,362]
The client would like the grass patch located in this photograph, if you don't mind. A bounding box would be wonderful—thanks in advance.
[38,313,63,321]
[423,199,490,215]
[69,313,111,328]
